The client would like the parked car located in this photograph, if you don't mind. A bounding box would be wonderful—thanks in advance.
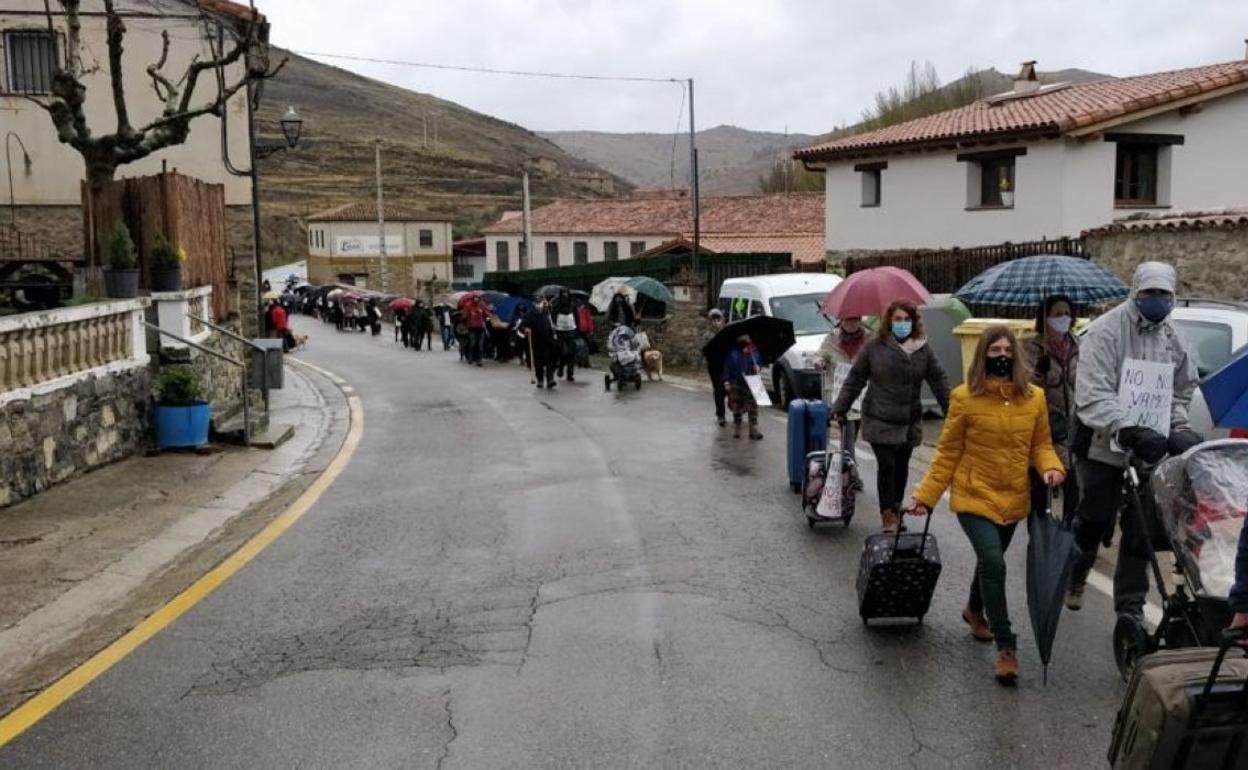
[717,273,842,407]
[1171,299,1248,440]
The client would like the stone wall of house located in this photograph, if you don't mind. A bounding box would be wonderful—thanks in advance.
[1085,225,1248,300]
[226,205,259,338]
[7,206,82,257]
[0,366,151,507]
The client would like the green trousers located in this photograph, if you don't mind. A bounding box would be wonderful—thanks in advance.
[958,513,1019,651]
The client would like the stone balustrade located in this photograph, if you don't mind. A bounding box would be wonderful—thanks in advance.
[0,299,149,403]
[150,286,213,351]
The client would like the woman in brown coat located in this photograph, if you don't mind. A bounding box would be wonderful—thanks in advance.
[830,300,951,533]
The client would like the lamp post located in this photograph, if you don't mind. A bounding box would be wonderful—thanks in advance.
[241,103,302,332]
[5,132,32,230]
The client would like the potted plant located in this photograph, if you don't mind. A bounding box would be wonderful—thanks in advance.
[149,234,185,292]
[999,175,1015,208]
[152,365,211,449]
[103,221,139,298]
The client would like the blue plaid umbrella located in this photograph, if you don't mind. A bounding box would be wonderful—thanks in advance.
[954,255,1129,308]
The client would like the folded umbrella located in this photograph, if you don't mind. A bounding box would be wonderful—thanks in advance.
[954,254,1128,308]
[1200,345,1248,429]
[388,297,415,311]
[626,276,674,303]
[1026,490,1078,685]
[590,277,636,313]
[701,316,796,384]
[819,267,932,319]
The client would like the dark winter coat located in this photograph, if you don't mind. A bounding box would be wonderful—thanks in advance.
[1025,333,1079,468]
[830,336,951,447]
[608,294,636,328]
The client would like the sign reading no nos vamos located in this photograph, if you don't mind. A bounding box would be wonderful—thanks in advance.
[1117,358,1173,437]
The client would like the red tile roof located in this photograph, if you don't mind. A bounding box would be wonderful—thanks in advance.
[196,0,265,23]
[797,60,1248,161]
[480,194,823,239]
[700,234,825,264]
[308,202,453,223]
[1083,207,1248,236]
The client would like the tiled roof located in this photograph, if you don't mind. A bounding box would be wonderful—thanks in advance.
[307,202,453,223]
[699,234,826,265]
[480,194,823,238]
[196,0,265,23]
[1083,207,1248,236]
[797,60,1248,160]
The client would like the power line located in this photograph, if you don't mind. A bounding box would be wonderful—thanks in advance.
[289,49,681,85]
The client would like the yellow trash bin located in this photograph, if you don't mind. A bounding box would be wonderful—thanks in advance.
[952,319,1037,382]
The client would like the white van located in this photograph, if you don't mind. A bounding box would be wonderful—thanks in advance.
[717,272,843,407]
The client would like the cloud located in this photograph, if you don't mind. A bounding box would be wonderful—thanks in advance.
[260,0,1248,134]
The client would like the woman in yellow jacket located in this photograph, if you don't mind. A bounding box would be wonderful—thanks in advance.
[911,326,1066,686]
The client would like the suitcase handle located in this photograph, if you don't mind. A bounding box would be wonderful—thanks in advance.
[1198,627,1248,709]
[894,507,934,557]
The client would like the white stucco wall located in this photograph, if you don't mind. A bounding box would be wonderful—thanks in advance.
[1,1,253,206]
[483,233,671,272]
[825,90,1248,252]
[307,221,452,258]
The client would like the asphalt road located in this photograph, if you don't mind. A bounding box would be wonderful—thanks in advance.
[1,314,1134,769]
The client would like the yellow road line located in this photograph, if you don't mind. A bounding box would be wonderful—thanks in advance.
[0,373,364,750]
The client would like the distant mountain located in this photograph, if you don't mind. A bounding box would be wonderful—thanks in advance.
[253,50,629,264]
[544,67,1111,197]
[541,125,817,196]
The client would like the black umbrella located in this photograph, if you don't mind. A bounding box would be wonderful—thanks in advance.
[1026,488,1077,685]
[701,316,796,381]
[535,284,567,299]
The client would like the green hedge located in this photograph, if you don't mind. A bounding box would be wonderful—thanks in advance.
[482,252,792,298]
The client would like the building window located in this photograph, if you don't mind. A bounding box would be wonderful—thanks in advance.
[496,241,510,271]
[545,241,559,268]
[603,241,619,262]
[453,257,475,279]
[3,30,56,94]
[978,158,1015,208]
[419,229,433,248]
[629,241,646,256]
[855,161,885,207]
[573,241,588,265]
[1115,143,1159,206]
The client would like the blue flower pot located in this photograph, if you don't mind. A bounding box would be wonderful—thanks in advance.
[153,401,210,449]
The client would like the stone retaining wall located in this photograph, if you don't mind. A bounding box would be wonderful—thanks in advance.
[0,366,150,507]
[1085,225,1248,301]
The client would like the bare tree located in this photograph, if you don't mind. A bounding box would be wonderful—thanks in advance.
[27,0,286,261]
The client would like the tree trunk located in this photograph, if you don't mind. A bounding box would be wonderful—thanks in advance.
[83,163,118,269]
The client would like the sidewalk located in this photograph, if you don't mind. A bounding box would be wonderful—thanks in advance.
[0,360,351,717]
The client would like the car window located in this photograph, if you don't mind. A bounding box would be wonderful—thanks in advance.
[769,293,835,336]
[717,297,732,317]
[748,300,764,318]
[728,295,752,322]
[1172,319,1233,377]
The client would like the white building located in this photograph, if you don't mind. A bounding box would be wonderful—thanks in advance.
[306,202,453,294]
[796,59,1248,264]
[480,194,825,272]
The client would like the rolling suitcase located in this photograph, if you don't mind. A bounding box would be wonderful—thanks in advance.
[787,399,828,492]
[802,421,860,528]
[856,511,941,623]
[1109,630,1248,769]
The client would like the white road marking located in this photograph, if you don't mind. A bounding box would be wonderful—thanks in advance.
[1084,566,1164,627]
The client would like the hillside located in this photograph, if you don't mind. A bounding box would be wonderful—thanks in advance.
[541,125,816,197]
[252,50,629,264]
[543,67,1110,196]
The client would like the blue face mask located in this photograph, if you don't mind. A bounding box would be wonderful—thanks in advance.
[1135,294,1174,324]
[892,320,913,341]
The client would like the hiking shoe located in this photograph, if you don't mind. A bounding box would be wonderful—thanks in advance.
[962,608,994,642]
[994,650,1019,686]
[733,424,742,439]
[717,417,727,427]
[547,380,557,389]
[749,428,763,440]
[1065,585,1084,611]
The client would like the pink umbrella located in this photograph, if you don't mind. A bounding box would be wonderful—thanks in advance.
[389,297,415,311]
[818,267,933,319]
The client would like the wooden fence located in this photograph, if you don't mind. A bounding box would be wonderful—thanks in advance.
[845,237,1085,295]
[83,172,230,320]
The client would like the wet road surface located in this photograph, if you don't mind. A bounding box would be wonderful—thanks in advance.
[2,316,1132,768]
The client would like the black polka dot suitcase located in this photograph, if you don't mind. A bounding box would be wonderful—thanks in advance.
[855,511,942,623]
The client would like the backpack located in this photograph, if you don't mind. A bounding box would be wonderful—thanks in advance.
[576,305,594,336]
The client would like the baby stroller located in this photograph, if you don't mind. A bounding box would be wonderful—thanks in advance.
[604,325,643,392]
[1113,439,1248,680]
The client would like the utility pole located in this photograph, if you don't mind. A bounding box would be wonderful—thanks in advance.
[688,78,700,273]
[522,171,533,271]
[422,111,428,149]
[375,138,387,292]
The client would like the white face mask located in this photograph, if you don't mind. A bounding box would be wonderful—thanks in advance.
[1046,315,1072,335]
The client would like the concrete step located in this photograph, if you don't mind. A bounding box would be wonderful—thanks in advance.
[211,407,271,446]
[247,422,294,450]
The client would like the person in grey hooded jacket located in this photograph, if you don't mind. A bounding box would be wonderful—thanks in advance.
[1067,261,1201,619]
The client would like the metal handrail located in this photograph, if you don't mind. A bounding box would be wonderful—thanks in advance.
[144,321,251,446]
[187,312,273,411]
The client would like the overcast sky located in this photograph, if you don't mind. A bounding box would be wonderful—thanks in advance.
[259,0,1247,136]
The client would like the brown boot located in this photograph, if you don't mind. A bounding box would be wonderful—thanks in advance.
[994,649,1019,686]
[880,509,899,534]
[962,608,993,642]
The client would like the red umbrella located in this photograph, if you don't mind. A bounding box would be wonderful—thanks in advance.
[819,267,932,319]
[389,297,415,311]
[456,290,482,309]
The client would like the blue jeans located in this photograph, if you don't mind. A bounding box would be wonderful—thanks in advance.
[441,325,454,350]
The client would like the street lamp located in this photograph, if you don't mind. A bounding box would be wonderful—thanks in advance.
[279,106,303,150]
[5,132,32,229]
